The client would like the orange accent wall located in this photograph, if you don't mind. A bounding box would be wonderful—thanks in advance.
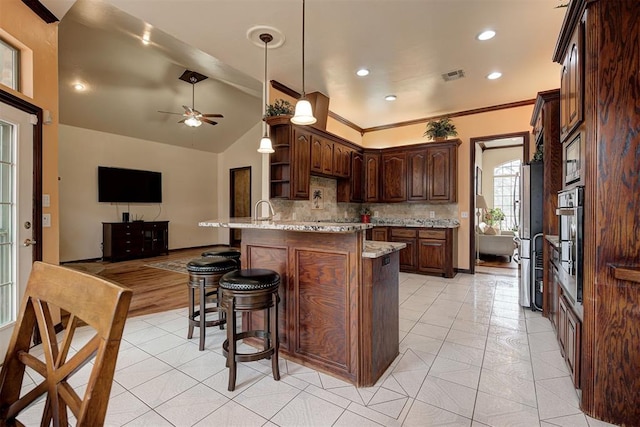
[1,0,59,263]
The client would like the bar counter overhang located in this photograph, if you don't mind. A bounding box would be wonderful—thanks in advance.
[199,218,405,387]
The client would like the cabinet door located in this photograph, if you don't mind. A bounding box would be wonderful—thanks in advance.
[566,305,581,388]
[560,22,583,141]
[364,152,380,202]
[310,136,323,174]
[350,152,363,202]
[426,145,455,202]
[558,294,568,357]
[390,228,416,271]
[371,227,388,242]
[418,238,446,274]
[381,152,407,202]
[333,144,348,178]
[292,128,311,200]
[321,139,333,175]
[407,149,427,201]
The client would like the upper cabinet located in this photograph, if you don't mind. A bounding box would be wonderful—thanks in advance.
[363,151,381,203]
[381,151,407,202]
[269,121,311,200]
[560,16,584,142]
[426,141,458,203]
[407,149,428,201]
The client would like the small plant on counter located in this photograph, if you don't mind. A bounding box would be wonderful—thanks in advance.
[423,117,458,141]
[360,207,372,223]
[265,99,294,117]
[360,207,372,216]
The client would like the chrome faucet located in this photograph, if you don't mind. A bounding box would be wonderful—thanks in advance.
[254,199,276,221]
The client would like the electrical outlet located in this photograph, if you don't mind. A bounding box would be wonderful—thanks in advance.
[374,211,379,217]
[461,211,469,218]
[42,213,51,228]
[429,211,435,218]
[292,212,297,220]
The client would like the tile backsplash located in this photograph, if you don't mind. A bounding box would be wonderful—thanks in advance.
[270,176,459,221]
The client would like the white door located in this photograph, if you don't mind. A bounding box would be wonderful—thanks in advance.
[0,102,34,359]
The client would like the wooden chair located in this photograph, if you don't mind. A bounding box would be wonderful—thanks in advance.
[0,261,132,426]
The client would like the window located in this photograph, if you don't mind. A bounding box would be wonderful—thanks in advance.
[0,38,19,91]
[493,159,521,230]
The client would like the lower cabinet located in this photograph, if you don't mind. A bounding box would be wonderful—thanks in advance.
[371,226,456,278]
[102,221,169,261]
[557,290,581,388]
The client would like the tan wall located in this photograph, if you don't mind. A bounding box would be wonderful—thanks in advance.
[1,0,59,263]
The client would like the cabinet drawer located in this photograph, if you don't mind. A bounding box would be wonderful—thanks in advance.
[390,228,417,238]
[418,229,446,240]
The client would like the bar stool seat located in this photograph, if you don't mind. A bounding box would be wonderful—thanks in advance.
[202,249,241,268]
[219,268,280,391]
[186,257,237,351]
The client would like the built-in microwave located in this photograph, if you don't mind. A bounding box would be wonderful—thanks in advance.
[564,132,582,186]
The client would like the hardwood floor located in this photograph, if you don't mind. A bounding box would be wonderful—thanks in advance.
[63,247,225,318]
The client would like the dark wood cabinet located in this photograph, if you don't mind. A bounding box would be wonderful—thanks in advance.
[426,143,457,203]
[291,128,311,199]
[381,151,407,202]
[557,291,568,356]
[557,292,581,388]
[337,151,363,203]
[407,149,427,201]
[364,151,380,203]
[311,136,351,178]
[370,226,388,242]
[268,119,311,200]
[389,228,417,271]
[321,138,333,175]
[560,19,583,142]
[418,229,454,277]
[103,221,168,262]
[310,136,323,174]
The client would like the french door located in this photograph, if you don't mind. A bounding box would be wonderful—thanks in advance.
[0,101,35,359]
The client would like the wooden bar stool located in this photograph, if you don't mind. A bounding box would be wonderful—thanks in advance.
[186,257,237,351]
[202,249,241,268]
[219,268,280,391]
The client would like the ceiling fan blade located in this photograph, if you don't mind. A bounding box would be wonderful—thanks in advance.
[177,118,186,124]
[182,105,194,114]
[200,118,218,126]
[201,113,224,118]
[158,110,184,115]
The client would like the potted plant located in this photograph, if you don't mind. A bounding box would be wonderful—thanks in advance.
[360,207,372,223]
[265,99,294,118]
[423,117,458,141]
[483,207,505,234]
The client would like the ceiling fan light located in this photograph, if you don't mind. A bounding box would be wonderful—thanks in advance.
[185,116,202,127]
[258,136,275,153]
[291,99,316,125]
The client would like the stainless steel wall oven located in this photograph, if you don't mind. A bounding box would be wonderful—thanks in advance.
[556,186,584,304]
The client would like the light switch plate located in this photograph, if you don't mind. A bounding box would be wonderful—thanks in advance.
[429,211,435,218]
[461,211,469,218]
[42,213,51,228]
[43,194,50,207]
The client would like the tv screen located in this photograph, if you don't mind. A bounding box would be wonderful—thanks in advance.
[98,166,162,203]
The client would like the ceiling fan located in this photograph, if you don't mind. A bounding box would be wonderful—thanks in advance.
[158,70,224,127]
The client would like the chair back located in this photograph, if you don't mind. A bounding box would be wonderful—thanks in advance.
[0,261,132,426]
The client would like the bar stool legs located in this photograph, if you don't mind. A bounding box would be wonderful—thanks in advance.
[219,268,281,392]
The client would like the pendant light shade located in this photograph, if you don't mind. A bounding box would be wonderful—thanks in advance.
[257,33,275,154]
[184,116,202,127]
[291,0,316,126]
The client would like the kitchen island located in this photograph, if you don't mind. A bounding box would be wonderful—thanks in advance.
[199,218,405,386]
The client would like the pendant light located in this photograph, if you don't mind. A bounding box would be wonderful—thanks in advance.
[257,33,275,153]
[291,0,316,125]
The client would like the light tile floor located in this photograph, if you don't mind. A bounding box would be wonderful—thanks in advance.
[21,268,620,426]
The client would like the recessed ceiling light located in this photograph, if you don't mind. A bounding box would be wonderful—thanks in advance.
[385,95,397,101]
[486,72,502,80]
[73,83,86,91]
[356,68,370,77]
[477,30,496,41]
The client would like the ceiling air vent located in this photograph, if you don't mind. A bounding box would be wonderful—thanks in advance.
[441,69,465,82]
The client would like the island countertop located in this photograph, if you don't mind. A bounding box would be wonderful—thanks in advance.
[199,217,373,233]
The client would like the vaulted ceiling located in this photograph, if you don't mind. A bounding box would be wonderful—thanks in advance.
[42,0,567,153]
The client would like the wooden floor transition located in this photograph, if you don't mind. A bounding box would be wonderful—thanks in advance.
[63,247,226,318]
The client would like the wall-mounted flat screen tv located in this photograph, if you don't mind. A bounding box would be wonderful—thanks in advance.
[98,166,162,203]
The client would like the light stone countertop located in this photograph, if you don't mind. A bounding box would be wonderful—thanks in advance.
[199,218,373,233]
[362,240,407,258]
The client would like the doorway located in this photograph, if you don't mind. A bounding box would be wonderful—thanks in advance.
[229,166,251,247]
[0,91,42,357]
[469,131,529,274]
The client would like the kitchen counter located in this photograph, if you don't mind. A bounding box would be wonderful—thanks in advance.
[199,218,373,233]
[199,219,401,386]
[370,218,460,228]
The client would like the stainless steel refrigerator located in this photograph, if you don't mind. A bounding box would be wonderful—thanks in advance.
[517,162,544,309]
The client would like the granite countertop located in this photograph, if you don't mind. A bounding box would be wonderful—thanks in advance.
[199,218,373,233]
[370,218,460,228]
[362,241,407,258]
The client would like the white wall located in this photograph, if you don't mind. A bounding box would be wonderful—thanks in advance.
[215,122,263,243]
[58,125,220,262]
